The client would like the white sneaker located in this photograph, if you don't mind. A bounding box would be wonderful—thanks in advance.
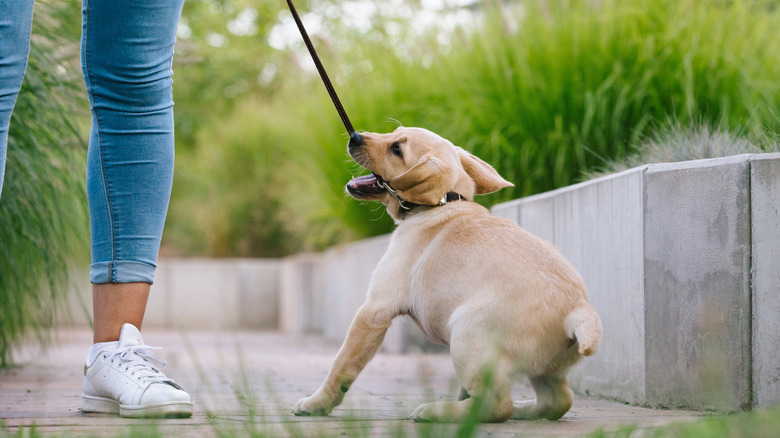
[81,323,193,418]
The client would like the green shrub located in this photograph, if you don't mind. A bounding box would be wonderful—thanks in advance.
[168,0,780,255]
[0,0,88,367]
[585,121,780,179]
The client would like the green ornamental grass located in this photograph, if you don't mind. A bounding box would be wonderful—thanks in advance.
[168,0,780,256]
[0,0,88,367]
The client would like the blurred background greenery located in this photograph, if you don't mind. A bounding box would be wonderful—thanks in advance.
[165,0,780,257]
[2,0,780,364]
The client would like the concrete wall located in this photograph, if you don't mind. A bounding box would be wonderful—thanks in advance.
[643,157,752,411]
[493,153,780,411]
[61,153,780,411]
[62,258,280,331]
[751,155,780,409]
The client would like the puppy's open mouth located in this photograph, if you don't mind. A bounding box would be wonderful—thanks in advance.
[347,173,385,196]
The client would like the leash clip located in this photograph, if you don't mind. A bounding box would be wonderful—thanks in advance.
[378,179,412,210]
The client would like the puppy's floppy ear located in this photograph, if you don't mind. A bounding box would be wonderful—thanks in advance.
[389,154,449,205]
[457,147,513,195]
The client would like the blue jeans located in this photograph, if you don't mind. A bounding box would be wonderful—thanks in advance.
[0,0,184,284]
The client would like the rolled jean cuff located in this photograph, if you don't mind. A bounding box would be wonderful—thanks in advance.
[90,260,156,284]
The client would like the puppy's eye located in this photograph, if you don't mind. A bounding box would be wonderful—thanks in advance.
[390,142,403,158]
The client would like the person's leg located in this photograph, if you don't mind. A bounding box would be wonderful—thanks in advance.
[80,0,190,418]
[92,283,149,343]
[0,0,34,197]
[83,0,182,290]
[83,0,183,335]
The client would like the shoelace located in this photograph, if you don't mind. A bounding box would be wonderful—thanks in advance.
[104,345,173,384]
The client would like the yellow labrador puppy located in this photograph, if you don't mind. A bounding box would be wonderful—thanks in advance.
[293,127,602,423]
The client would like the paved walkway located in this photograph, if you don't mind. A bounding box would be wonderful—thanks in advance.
[1,328,706,437]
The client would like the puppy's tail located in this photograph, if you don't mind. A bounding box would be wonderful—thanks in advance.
[564,304,602,357]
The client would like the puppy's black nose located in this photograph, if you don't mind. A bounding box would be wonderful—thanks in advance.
[348,132,364,149]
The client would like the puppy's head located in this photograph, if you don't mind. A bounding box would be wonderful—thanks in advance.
[346,127,513,220]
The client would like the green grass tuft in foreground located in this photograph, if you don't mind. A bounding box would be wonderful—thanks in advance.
[588,403,780,438]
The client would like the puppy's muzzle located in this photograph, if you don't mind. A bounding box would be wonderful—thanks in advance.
[346,132,385,197]
[347,131,371,170]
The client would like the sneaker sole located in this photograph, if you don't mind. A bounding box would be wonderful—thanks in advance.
[82,395,193,418]
[82,394,120,414]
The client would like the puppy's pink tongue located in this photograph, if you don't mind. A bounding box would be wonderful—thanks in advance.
[347,173,386,195]
[349,174,378,188]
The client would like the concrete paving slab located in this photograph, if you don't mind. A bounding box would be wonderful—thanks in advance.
[1,328,707,437]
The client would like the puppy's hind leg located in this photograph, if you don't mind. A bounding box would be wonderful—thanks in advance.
[412,336,513,423]
[412,373,513,423]
[512,376,573,421]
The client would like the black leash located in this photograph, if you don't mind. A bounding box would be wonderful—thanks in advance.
[285,0,355,136]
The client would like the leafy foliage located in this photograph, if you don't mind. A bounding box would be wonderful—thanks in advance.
[0,0,88,366]
[584,122,780,180]
[167,0,780,256]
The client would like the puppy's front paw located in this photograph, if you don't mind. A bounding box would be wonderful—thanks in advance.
[292,394,334,417]
[411,403,437,422]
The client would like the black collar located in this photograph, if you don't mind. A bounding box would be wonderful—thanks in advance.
[397,192,465,218]
[372,173,466,218]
